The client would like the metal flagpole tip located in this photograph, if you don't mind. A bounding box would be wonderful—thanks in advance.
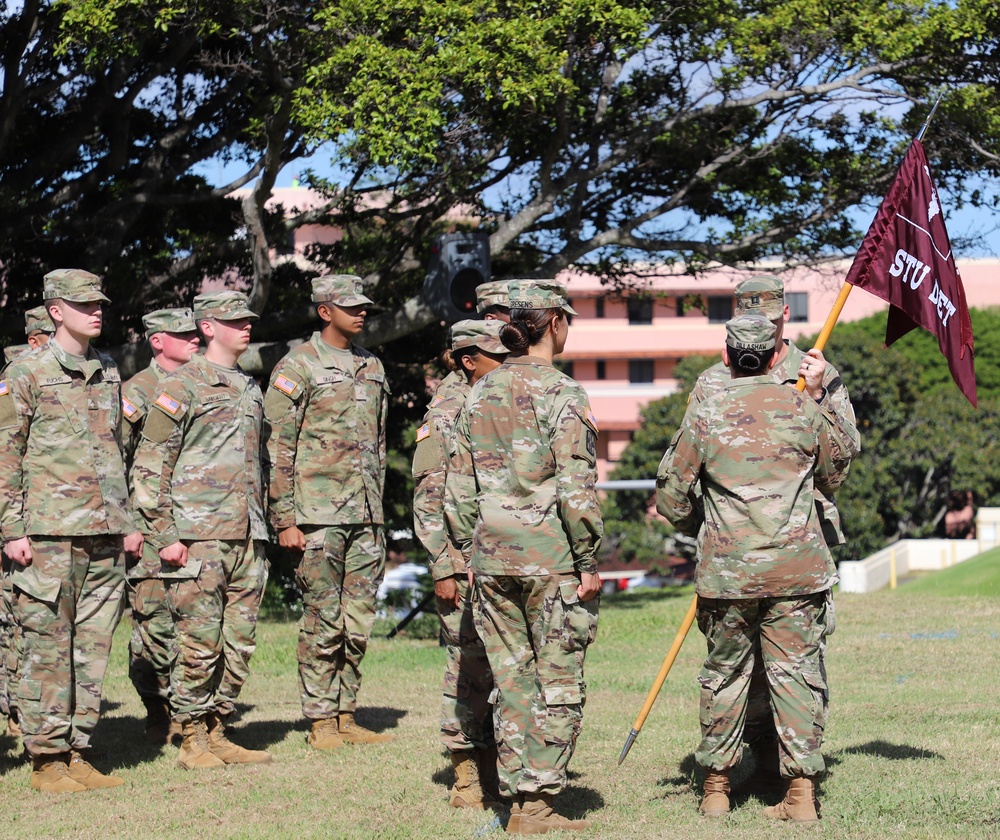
[618,729,640,765]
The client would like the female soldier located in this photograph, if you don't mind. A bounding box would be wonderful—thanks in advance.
[444,279,602,834]
[412,320,508,810]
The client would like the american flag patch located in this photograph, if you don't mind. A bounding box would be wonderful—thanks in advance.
[155,392,181,415]
[430,395,445,408]
[273,374,298,396]
[586,408,599,431]
[416,422,430,442]
[0,381,7,397]
[122,397,138,419]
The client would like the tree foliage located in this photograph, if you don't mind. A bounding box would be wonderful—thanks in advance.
[3,1,1000,347]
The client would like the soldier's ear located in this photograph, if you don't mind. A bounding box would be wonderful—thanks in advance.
[721,345,730,368]
[316,303,334,325]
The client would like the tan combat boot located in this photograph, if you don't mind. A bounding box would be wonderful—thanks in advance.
[337,712,394,745]
[306,717,346,751]
[207,713,273,764]
[506,792,592,834]
[449,752,486,809]
[30,753,87,793]
[141,697,171,745]
[177,718,226,770]
[67,750,125,789]
[764,776,820,823]
[7,712,22,739]
[699,770,731,817]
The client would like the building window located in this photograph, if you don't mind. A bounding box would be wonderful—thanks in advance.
[629,359,654,384]
[787,291,808,322]
[596,360,606,380]
[595,297,605,318]
[627,297,653,325]
[707,296,733,323]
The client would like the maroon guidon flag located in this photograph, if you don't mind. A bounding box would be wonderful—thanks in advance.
[844,139,977,407]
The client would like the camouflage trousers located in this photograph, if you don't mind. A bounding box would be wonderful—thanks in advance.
[127,577,175,701]
[11,536,125,756]
[296,524,385,720]
[437,575,493,753]
[0,558,20,720]
[474,573,599,797]
[695,591,833,778]
[164,539,267,722]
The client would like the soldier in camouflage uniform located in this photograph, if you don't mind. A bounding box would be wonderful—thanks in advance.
[121,308,200,745]
[413,321,508,809]
[0,270,144,793]
[429,281,511,412]
[656,313,861,822]
[263,275,393,749]
[1,306,56,741]
[132,291,272,770]
[684,274,857,787]
[445,280,602,834]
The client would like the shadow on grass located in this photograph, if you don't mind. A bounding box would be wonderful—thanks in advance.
[600,586,693,610]
[829,739,945,762]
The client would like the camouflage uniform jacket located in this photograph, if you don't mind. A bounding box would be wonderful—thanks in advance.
[131,353,267,550]
[263,332,389,530]
[656,375,860,598]
[0,340,131,538]
[122,359,170,477]
[444,355,603,577]
[412,378,470,581]
[687,339,856,544]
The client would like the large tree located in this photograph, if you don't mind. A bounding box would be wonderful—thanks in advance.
[3,0,1000,353]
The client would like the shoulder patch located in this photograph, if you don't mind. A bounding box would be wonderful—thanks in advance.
[155,392,182,416]
[0,380,7,397]
[272,373,301,397]
[585,408,599,432]
[430,395,445,408]
[416,422,430,442]
[122,397,139,420]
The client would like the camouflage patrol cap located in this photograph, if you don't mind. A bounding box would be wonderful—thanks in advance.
[507,279,578,316]
[475,280,509,314]
[142,307,197,339]
[192,290,259,322]
[24,306,54,337]
[42,269,110,303]
[450,319,508,354]
[735,274,785,319]
[725,312,777,352]
[311,274,374,307]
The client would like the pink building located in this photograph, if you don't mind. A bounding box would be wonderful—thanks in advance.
[558,261,1000,479]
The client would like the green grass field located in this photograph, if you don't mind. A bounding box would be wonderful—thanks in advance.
[902,546,1000,597]
[1,577,998,839]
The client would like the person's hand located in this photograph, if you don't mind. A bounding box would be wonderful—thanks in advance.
[4,537,32,567]
[435,576,461,608]
[159,541,188,567]
[278,525,307,551]
[124,531,144,557]
[577,572,601,602]
[799,349,828,401]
